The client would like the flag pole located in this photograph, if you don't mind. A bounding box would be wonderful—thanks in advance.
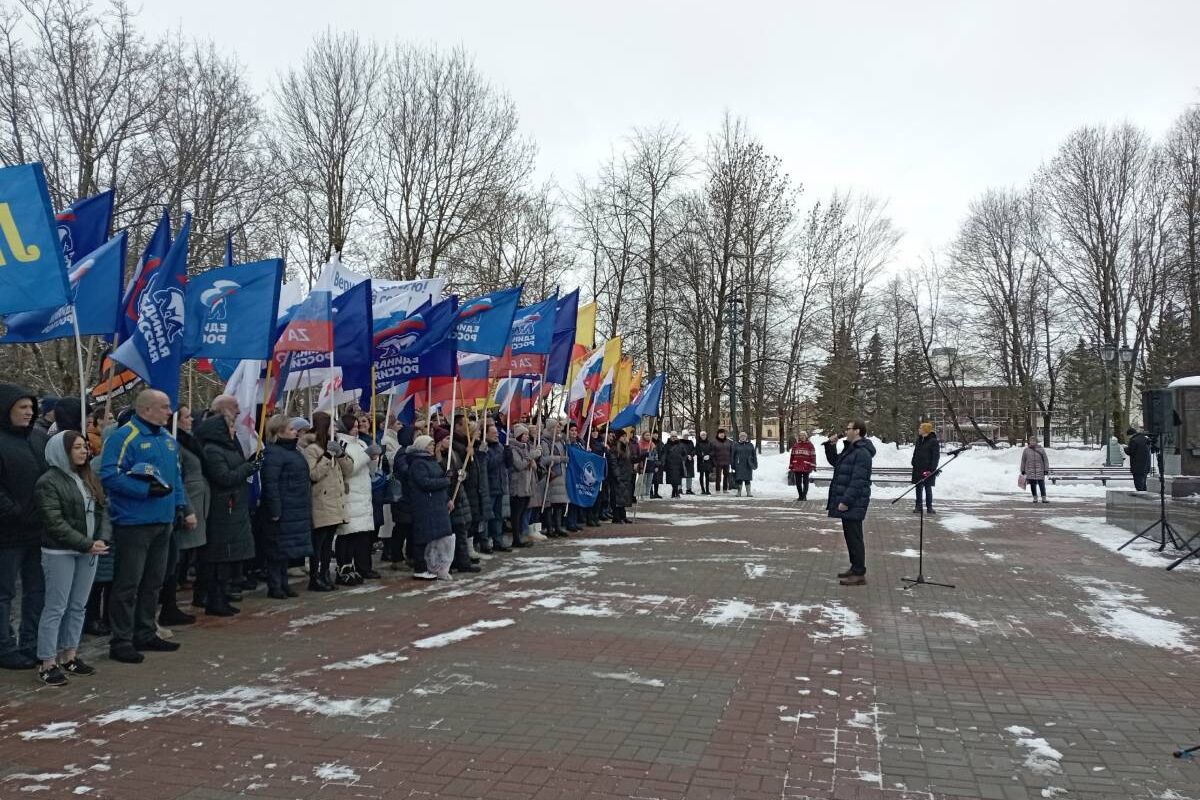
[446,374,459,473]
[68,306,88,438]
[371,365,378,440]
[505,369,513,439]
[426,377,433,429]
[256,357,273,455]
[101,333,120,425]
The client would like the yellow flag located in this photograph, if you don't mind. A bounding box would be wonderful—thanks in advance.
[576,302,597,349]
[613,358,633,415]
[601,335,623,378]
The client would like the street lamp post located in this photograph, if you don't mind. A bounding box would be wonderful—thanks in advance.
[1099,343,1136,465]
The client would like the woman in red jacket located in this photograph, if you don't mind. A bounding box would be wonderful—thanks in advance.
[788,430,816,501]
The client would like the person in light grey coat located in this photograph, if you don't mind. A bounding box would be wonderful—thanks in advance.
[1020,436,1050,503]
[537,420,569,536]
[732,432,758,497]
[507,425,539,547]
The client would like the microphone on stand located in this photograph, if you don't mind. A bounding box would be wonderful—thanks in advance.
[946,445,969,457]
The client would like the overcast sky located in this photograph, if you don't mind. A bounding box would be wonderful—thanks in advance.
[140,0,1200,266]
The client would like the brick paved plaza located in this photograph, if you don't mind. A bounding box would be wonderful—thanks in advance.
[1,496,1198,799]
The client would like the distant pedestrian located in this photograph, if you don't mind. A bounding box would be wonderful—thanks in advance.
[664,432,687,498]
[824,420,875,586]
[680,431,696,495]
[711,429,734,492]
[910,422,940,514]
[732,432,758,497]
[788,431,816,501]
[695,431,714,495]
[1124,427,1152,492]
[1020,436,1050,504]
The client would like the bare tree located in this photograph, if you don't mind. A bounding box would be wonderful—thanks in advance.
[1166,106,1200,372]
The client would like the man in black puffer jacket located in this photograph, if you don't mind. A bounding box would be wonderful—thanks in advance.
[0,384,49,669]
[824,419,875,587]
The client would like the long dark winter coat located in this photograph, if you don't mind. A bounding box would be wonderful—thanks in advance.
[176,430,209,550]
[824,438,876,522]
[910,432,941,486]
[444,439,474,530]
[259,439,314,560]
[710,436,734,469]
[196,415,257,564]
[1125,432,1153,476]
[679,438,696,479]
[405,449,452,546]
[607,441,636,508]
[0,385,47,549]
[732,441,758,482]
[694,435,714,474]
[663,440,688,485]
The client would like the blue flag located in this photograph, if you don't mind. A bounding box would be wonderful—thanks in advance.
[119,207,171,341]
[282,278,373,379]
[545,289,580,385]
[373,296,458,392]
[609,373,666,431]
[1,232,127,343]
[452,285,522,356]
[0,163,71,314]
[566,446,608,508]
[510,295,558,355]
[111,214,191,406]
[55,189,114,267]
[182,259,284,360]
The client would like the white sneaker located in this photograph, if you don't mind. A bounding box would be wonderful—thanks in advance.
[157,625,174,640]
[413,571,437,581]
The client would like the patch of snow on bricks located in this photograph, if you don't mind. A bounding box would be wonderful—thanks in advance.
[743,564,767,578]
[563,536,666,546]
[592,670,665,688]
[411,618,515,649]
[700,537,750,544]
[1072,579,1195,652]
[811,602,867,639]
[91,686,392,725]
[286,608,358,629]
[891,549,921,558]
[929,611,985,629]
[1041,789,1067,798]
[554,604,618,617]
[314,763,359,783]
[698,599,758,626]
[937,513,996,534]
[321,652,409,670]
[18,721,78,741]
[1044,516,1197,571]
[1006,725,1063,775]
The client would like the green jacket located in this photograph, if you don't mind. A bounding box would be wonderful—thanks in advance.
[35,468,111,552]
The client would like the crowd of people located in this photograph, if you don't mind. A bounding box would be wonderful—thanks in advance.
[0,383,796,687]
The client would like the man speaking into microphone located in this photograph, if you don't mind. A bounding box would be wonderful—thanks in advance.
[823,420,875,586]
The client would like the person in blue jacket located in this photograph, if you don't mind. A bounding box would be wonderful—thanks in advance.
[98,390,196,663]
[823,419,875,587]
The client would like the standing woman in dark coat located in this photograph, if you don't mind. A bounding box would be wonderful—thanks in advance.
[694,431,714,495]
[174,409,209,613]
[1124,428,1153,492]
[195,412,262,616]
[710,429,734,492]
[258,416,314,599]
[607,430,635,524]
[910,422,940,514]
[731,432,758,496]
[663,433,687,498]
[404,435,454,580]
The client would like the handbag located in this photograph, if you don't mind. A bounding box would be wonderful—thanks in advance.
[1017,474,1027,489]
[786,471,795,486]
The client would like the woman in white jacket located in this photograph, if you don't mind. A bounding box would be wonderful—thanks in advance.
[334,413,377,584]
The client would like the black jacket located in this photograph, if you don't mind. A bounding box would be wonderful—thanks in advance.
[607,442,635,508]
[259,439,314,560]
[695,437,714,473]
[1125,432,1153,476]
[196,415,257,564]
[663,440,688,484]
[824,438,876,521]
[0,385,47,548]
[406,450,452,546]
[911,433,941,485]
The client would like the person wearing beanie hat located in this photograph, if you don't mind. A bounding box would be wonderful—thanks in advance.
[1124,426,1152,491]
[663,431,687,498]
[258,415,314,600]
[507,424,537,547]
[289,418,312,434]
[911,421,940,514]
[680,430,696,495]
[403,434,453,579]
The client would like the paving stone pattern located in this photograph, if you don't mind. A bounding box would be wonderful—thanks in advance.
[1,495,1198,799]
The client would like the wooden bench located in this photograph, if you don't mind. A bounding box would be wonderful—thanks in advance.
[810,466,1135,487]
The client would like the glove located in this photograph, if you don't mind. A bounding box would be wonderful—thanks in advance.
[922,471,931,478]
[326,439,346,458]
[148,481,173,497]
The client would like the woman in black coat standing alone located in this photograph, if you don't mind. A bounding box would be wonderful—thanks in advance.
[910,422,940,514]
[258,416,315,599]
[607,430,635,524]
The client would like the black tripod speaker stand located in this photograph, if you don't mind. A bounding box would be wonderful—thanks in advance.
[1117,436,1188,558]
[892,445,967,590]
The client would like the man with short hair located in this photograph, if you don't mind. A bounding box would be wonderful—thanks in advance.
[824,419,875,587]
[1124,427,1153,492]
[99,390,196,663]
[0,385,49,669]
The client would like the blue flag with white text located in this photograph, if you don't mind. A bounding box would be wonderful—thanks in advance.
[566,446,608,508]
[452,285,522,356]
[0,163,71,314]
[119,207,171,341]
[182,259,283,360]
[1,232,127,343]
[111,214,191,406]
[55,189,114,267]
[372,296,459,392]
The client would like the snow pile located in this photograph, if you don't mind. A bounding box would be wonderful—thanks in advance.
[1072,578,1195,653]
[411,618,515,649]
[752,436,1110,501]
[1006,725,1064,775]
[937,513,995,534]
[18,721,79,741]
[1044,516,1198,572]
[314,763,360,783]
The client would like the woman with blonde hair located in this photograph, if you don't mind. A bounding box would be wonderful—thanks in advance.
[910,421,940,514]
[302,412,351,591]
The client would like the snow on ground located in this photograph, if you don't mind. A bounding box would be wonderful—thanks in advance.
[634,512,740,527]
[1005,725,1064,775]
[92,686,392,725]
[321,652,409,671]
[891,549,921,558]
[411,618,515,649]
[750,437,1111,501]
[1044,516,1198,572]
[1071,578,1195,653]
[314,763,360,783]
[937,513,996,534]
[592,670,665,688]
[18,722,79,741]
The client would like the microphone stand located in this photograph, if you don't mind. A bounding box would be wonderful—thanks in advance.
[892,446,967,590]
